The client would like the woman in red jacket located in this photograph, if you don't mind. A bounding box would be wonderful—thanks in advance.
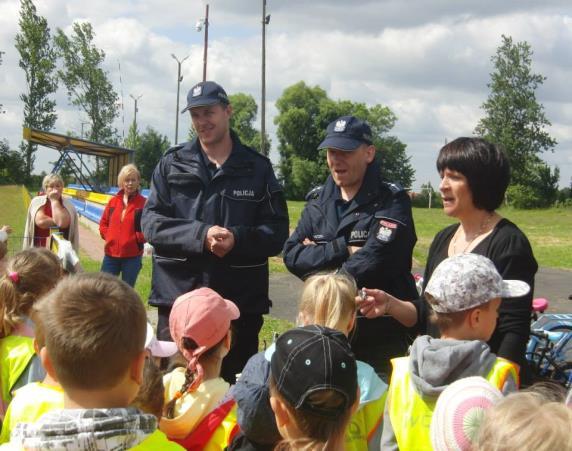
[99,164,147,287]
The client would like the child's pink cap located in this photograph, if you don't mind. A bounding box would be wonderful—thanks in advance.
[169,287,240,362]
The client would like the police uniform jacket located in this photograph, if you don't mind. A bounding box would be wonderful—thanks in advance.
[283,161,418,356]
[141,131,289,314]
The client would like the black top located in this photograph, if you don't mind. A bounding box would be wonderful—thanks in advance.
[421,218,538,367]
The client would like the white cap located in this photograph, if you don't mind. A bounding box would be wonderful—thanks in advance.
[425,253,530,313]
[145,323,177,357]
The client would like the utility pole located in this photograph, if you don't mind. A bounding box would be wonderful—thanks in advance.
[129,94,142,130]
[197,4,210,82]
[261,0,270,156]
[171,54,189,144]
[80,122,89,139]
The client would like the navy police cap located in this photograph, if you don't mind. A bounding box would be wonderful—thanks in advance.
[318,115,373,151]
[181,81,229,113]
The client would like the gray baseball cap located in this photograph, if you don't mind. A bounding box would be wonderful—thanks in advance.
[425,253,530,313]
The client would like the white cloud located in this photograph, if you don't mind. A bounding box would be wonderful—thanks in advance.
[1,0,571,190]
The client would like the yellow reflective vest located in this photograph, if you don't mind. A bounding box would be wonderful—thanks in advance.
[130,429,184,450]
[345,391,387,451]
[387,356,519,451]
[0,335,35,417]
[0,382,63,444]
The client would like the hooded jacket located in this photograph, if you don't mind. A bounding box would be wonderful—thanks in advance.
[380,336,518,450]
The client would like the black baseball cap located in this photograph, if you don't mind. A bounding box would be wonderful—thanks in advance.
[318,115,373,151]
[270,325,357,419]
[181,81,230,113]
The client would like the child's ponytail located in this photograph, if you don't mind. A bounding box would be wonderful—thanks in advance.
[298,272,357,332]
[0,248,61,338]
[163,335,227,419]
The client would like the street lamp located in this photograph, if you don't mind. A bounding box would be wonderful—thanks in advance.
[171,54,189,144]
[196,4,209,82]
[129,94,143,130]
[261,0,270,156]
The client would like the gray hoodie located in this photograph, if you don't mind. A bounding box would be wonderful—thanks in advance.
[379,336,517,450]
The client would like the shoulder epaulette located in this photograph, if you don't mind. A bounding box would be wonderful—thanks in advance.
[381,181,405,195]
[305,185,324,201]
[241,143,272,162]
[164,143,186,156]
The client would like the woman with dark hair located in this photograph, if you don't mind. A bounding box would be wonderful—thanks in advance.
[422,137,537,371]
[358,137,537,379]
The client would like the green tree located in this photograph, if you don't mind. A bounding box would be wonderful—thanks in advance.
[228,93,270,155]
[0,140,27,184]
[124,122,141,151]
[54,21,119,182]
[475,35,558,206]
[275,81,414,199]
[15,0,58,179]
[135,127,170,186]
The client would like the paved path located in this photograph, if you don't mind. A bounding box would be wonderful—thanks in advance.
[77,224,570,322]
[78,220,104,260]
[266,268,571,322]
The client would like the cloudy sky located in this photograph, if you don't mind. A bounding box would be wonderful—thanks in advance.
[1,0,571,190]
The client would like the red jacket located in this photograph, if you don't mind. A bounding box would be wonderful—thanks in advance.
[99,190,146,258]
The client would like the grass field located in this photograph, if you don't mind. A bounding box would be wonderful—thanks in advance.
[1,185,569,346]
[286,201,572,269]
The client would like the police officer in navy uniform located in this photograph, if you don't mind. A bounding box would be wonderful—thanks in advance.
[283,115,418,378]
[142,81,289,383]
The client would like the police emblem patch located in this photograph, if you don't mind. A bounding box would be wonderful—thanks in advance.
[334,120,347,132]
[379,220,397,229]
[376,226,394,242]
[192,85,202,97]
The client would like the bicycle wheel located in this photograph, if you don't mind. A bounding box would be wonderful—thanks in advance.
[546,326,572,363]
[549,362,572,389]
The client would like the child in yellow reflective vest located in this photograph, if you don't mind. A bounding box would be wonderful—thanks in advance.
[230,273,388,451]
[160,288,240,451]
[269,325,359,450]
[3,273,183,450]
[0,248,62,419]
[380,254,527,451]
[0,311,63,444]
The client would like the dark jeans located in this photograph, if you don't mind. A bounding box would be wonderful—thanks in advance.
[156,306,263,384]
[100,255,142,288]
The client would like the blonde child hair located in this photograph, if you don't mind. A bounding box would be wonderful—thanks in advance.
[474,390,572,451]
[297,272,357,333]
[0,248,61,338]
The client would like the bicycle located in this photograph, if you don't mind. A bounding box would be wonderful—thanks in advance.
[525,298,572,389]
